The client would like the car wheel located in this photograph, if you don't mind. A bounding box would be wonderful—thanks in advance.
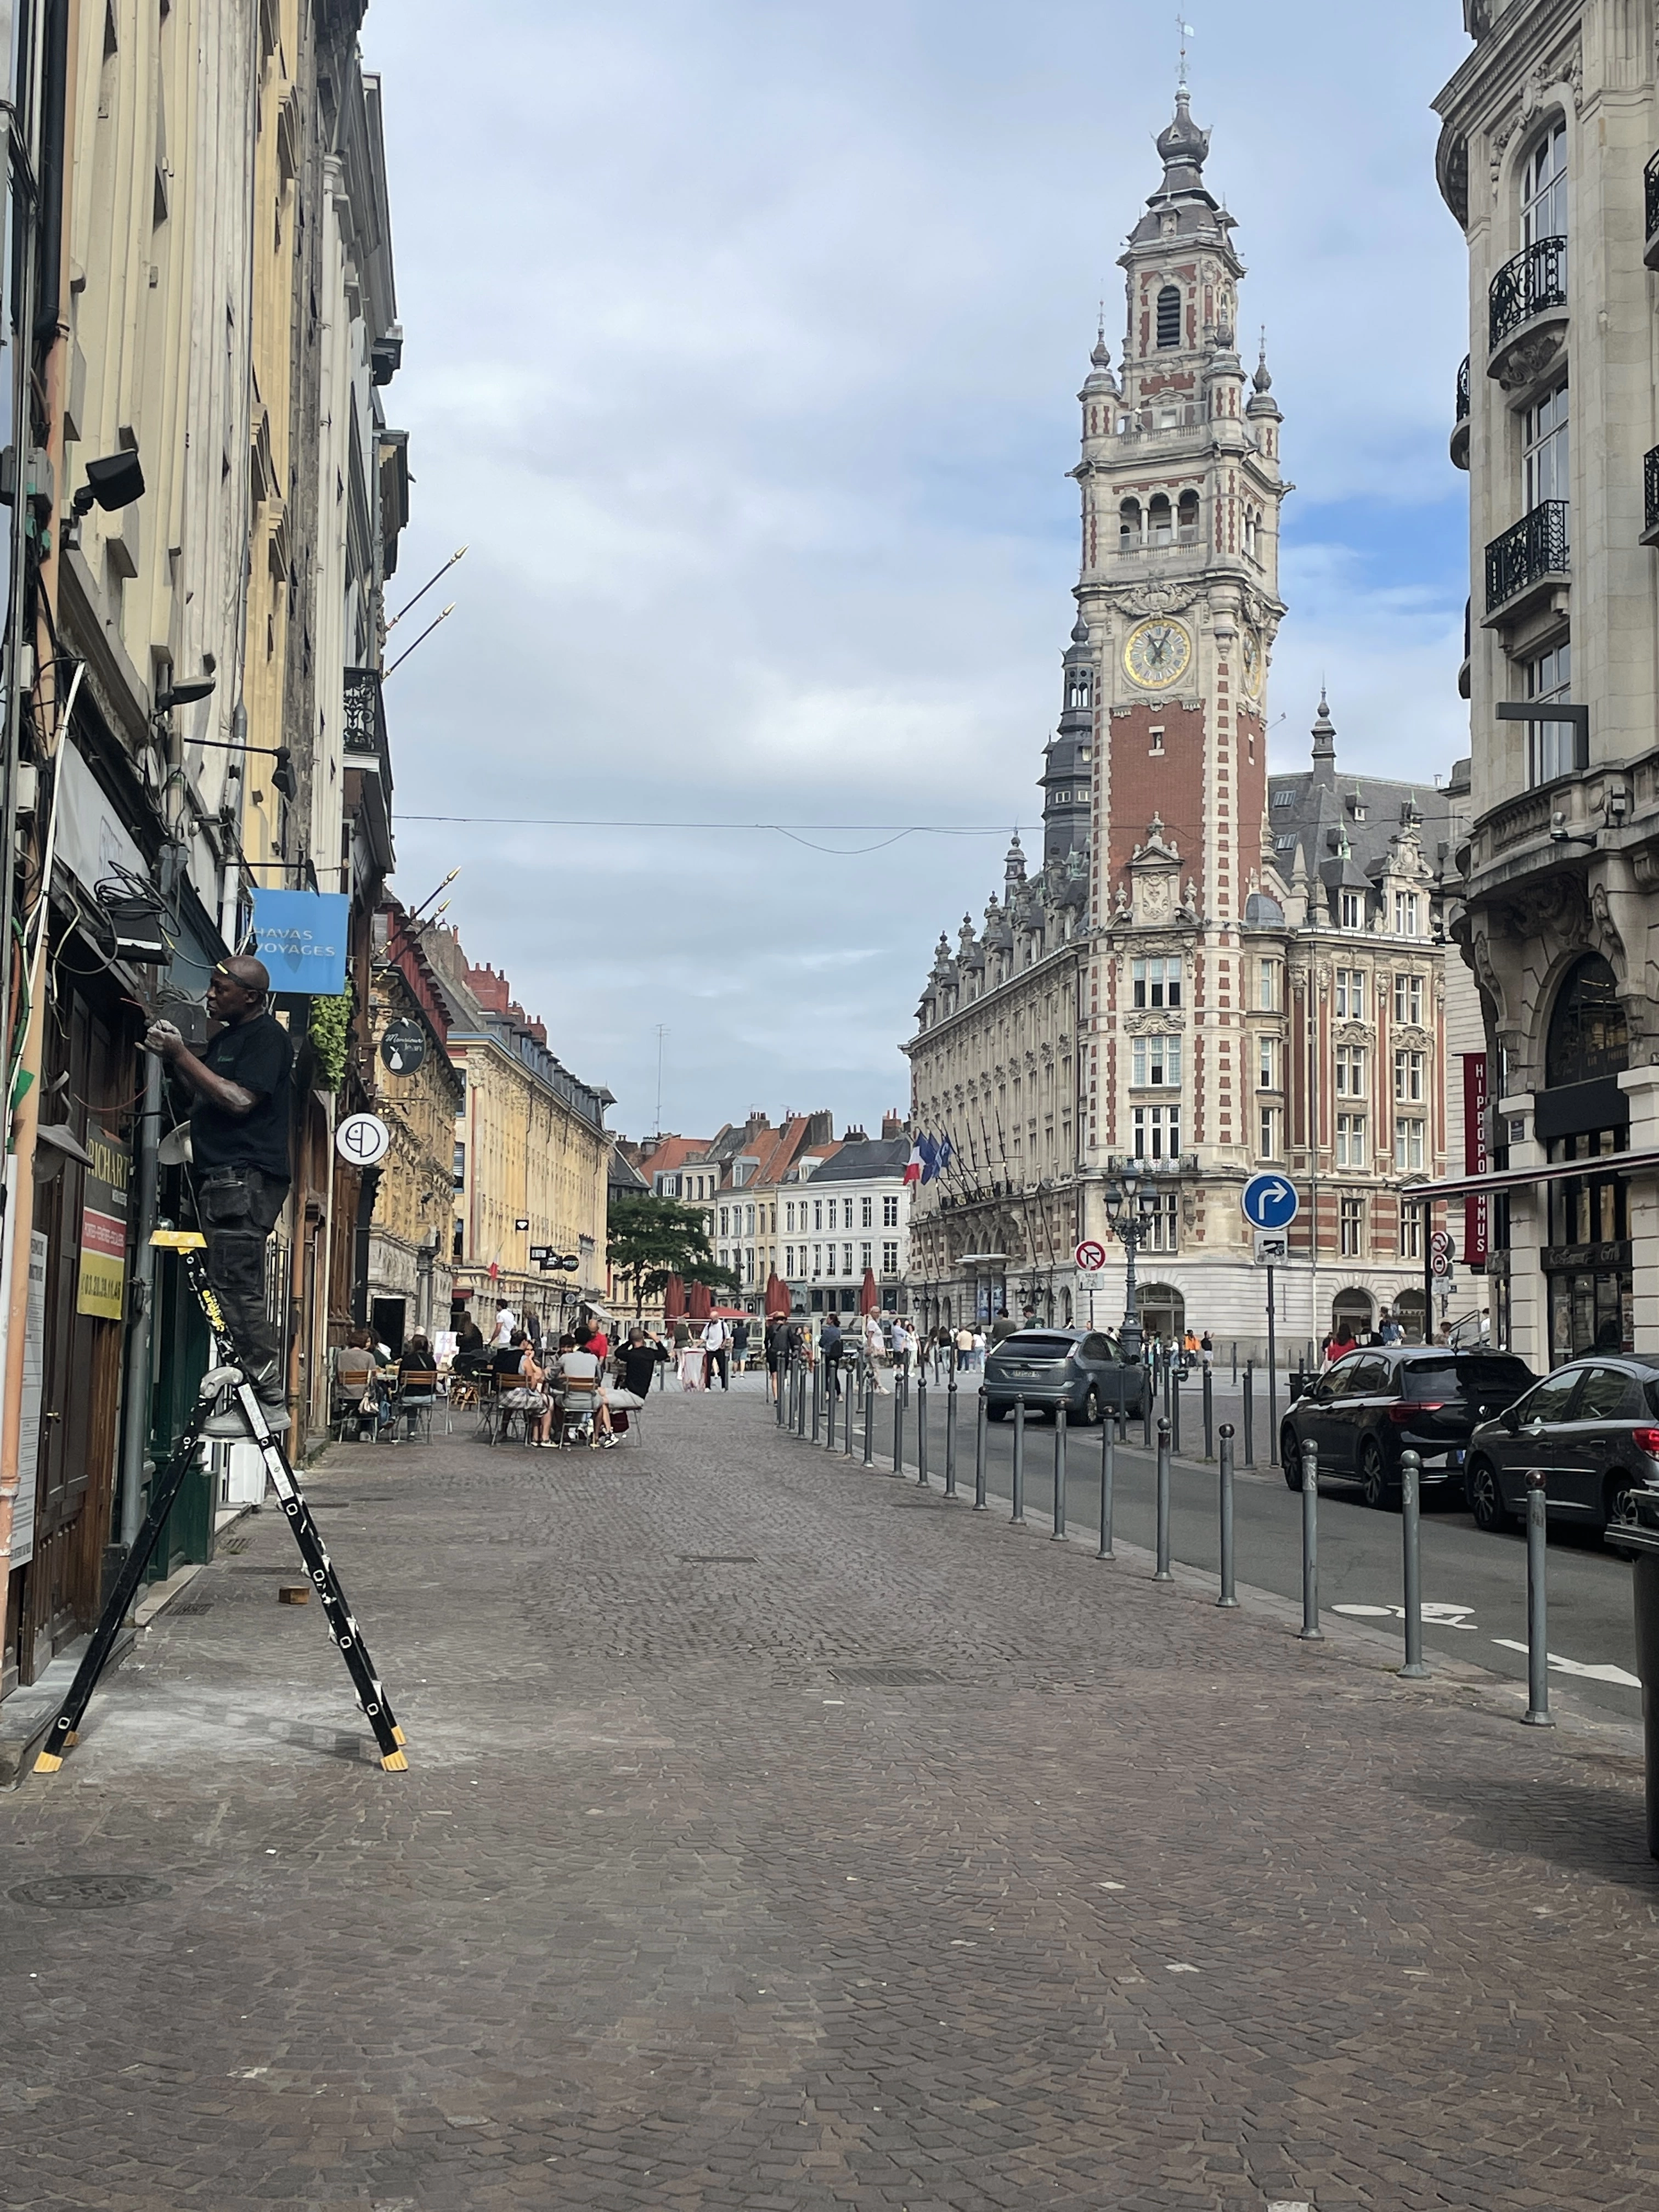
[1082,1385,1101,1426]
[986,1401,1009,1423]
[1358,1437,1392,1511]
[1282,1425,1304,1489]
[1466,1457,1509,1533]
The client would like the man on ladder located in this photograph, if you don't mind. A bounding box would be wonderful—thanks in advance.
[144,954,293,1435]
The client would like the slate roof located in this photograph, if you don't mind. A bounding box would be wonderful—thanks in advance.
[802,1138,910,1186]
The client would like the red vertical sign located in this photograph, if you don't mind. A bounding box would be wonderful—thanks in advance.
[1463,1053,1489,1268]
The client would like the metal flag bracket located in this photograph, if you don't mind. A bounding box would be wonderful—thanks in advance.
[32,1234,408,1775]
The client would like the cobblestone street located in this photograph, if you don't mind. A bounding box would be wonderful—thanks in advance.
[3,1392,1658,2211]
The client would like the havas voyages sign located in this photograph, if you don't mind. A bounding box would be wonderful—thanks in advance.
[76,1127,130,1320]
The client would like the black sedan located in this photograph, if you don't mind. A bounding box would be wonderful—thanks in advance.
[983,1328,1147,1424]
[1279,1345,1536,1508]
[1465,1355,1659,1537]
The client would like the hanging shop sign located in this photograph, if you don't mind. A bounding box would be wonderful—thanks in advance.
[75,1128,131,1321]
[250,888,349,997]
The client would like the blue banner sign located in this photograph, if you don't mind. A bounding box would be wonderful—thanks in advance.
[250,889,349,997]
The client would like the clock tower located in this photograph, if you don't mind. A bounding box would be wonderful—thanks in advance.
[1074,86,1288,1201]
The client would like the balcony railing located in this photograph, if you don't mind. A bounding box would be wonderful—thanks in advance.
[1488,236,1567,349]
[1647,151,1659,266]
[1455,354,1470,422]
[1646,445,1659,543]
[1485,499,1570,617]
[1451,354,1471,469]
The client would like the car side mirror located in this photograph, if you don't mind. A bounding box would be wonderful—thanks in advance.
[1502,1406,1520,1434]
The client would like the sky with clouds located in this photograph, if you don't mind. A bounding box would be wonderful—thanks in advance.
[363,0,1475,1142]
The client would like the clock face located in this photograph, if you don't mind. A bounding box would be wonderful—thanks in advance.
[1241,629,1262,697]
[1123,618,1193,690]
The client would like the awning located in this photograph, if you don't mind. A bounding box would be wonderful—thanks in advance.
[1405,1146,1659,1203]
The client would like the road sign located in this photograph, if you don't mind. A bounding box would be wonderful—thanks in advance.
[379,1017,427,1076]
[1430,1248,1454,1279]
[515,1217,531,1232]
[1241,1173,1299,1232]
[335,1112,390,1168]
[1254,1232,1288,1266]
[1430,1227,1455,1260]
[1074,1239,1108,1273]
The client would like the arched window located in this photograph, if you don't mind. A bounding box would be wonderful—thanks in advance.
[1066,667,1091,712]
[1522,121,1567,249]
[1155,285,1182,349]
[1177,489,1200,545]
[1546,955,1627,1087]
[1148,494,1172,547]
[1119,498,1142,550]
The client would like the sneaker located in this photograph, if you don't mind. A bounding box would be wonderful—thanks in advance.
[203,1403,290,1440]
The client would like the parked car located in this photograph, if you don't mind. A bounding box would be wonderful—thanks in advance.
[1280,1346,1536,1508]
[1465,1355,1659,1537]
[983,1328,1147,1424]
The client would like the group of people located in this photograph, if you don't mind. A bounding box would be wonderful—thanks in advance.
[670,1314,747,1393]
[1321,1310,1407,1364]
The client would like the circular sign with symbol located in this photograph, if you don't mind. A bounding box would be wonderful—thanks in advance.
[1430,1228,1455,1259]
[1430,1248,1455,1279]
[380,1017,427,1076]
[1075,1239,1108,1273]
[335,1112,391,1167]
[1241,1173,1299,1231]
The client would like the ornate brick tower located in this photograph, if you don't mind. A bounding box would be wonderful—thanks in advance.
[1073,87,1290,1334]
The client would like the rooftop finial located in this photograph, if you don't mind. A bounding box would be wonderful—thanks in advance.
[1176,12,1194,97]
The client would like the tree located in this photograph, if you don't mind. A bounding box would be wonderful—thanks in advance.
[606,1194,740,1317]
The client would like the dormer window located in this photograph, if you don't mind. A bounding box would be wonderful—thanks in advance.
[1155,284,1181,349]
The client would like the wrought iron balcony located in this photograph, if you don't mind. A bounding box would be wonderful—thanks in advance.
[1646,151,1659,269]
[1451,354,1470,470]
[1645,446,1659,546]
[1489,237,1567,347]
[1484,500,1569,622]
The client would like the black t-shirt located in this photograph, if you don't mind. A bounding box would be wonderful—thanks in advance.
[618,1341,667,1397]
[188,1012,293,1179]
[821,1324,843,1361]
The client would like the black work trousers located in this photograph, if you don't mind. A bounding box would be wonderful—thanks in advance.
[196,1164,289,1392]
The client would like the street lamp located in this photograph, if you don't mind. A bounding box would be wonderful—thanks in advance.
[1102,1155,1163,1363]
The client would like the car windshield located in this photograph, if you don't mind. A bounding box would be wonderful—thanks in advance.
[992,1334,1077,1360]
[1402,1355,1534,1401]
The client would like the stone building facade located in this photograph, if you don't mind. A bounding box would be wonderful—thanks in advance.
[1431,2,1659,1372]
[908,90,1471,1356]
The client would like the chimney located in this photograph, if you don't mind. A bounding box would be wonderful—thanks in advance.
[881,1111,906,1141]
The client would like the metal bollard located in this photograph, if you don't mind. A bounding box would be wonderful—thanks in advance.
[776,1353,787,1426]
[1231,1341,1238,1386]
[891,1374,905,1475]
[1399,1448,1428,1679]
[1242,1367,1255,1468]
[1142,1370,1153,1452]
[797,1361,808,1437]
[863,1378,874,1466]
[1217,1423,1238,1607]
[1171,1367,1182,1457]
[811,1359,821,1444]
[916,1375,929,1486]
[973,1391,988,1511]
[1012,1397,1026,1524]
[1154,1417,1173,1580]
[1523,1471,1553,1725]
[1202,1367,1213,1460]
[1052,1404,1068,1540]
[944,1362,958,1498]
[1097,1423,1115,1560]
[1300,1440,1323,1640]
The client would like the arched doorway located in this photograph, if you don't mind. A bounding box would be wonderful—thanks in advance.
[1546,954,1627,1086]
[1330,1288,1374,1346]
[1137,1282,1185,1348]
[1395,1288,1427,1344]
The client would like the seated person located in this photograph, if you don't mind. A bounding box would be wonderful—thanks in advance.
[616,1327,669,1401]
[453,1316,488,1375]
[495,1329,550,1436]
[557,1332,614,1448]
[334,1328,380,1433]
[397,1334,438,1436]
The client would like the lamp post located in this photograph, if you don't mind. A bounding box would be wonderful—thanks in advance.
[1102,1157,1162,1363]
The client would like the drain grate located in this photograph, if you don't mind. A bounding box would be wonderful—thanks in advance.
[220,1536,251,1554]
[10,1873,172,1909]
[829,1663,947,1687]
[170,1599,215,1616]
[678,1554,758,1565]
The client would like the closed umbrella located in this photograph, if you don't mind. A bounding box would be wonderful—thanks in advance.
[688,1279,713,1322]
[764,1271,790,1319]
[860,1267,878,1316]
[663,1274,686,1321]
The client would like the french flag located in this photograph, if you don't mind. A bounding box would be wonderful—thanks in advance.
[904,1135,926,1184]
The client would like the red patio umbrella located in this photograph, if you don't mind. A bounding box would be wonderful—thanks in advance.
[859,1267,879,1316]
[687,1279,713,1322]
[764,1271,790,1319]
[663,1274,686,1321]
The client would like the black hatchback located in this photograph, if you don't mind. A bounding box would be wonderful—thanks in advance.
[1465,1356,1659,1538]
[983,1328,1148,1424]
[1280,1346,1536,1508]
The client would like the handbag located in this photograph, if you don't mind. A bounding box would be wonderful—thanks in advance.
[357,1388,377,1414]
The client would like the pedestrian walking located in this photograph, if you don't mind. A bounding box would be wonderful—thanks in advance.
[821,1313,844,1401]
[491,1301,518,1349]
[862,1311,889,1392]
[765,1316,787,1400]
[732,1317,751,1370]
[1200,1330,1214,1374]
[890,1317,912,1383]
[702,1314,730,1391]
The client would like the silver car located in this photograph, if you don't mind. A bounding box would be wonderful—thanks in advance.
[983,1328,1147,1424]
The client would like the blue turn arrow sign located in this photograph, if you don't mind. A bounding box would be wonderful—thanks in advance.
[1241,1173,1299,1231]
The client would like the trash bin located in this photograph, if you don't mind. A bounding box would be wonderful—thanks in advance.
[1606,1504,1659,1861]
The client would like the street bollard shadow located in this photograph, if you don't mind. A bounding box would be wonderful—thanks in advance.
[1404,1769,1658,1888]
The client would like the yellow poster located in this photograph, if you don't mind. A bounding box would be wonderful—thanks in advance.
[75,1130,129,1321]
